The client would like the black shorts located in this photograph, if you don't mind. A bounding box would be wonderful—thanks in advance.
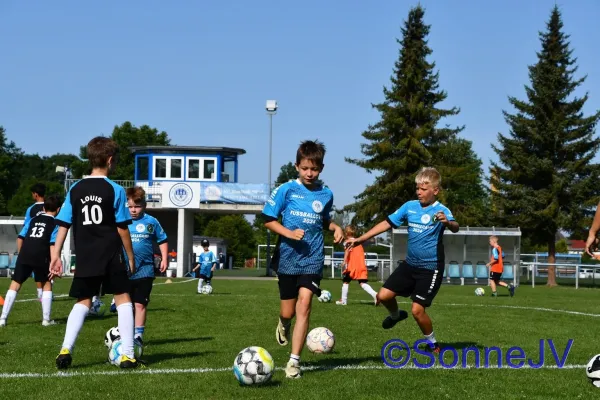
[130,278,154,306]
[490,272,502,283]
[342,274,368,284]
[198,274,212,280]
[13,263,49,284]
[278,273,322,300]
[383,261,444,307]
[69,252,131,299]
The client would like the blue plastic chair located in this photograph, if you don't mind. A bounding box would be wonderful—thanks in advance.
[0,252,9,269]
[447,262,460,283]
[476,262,488,279]
[9,253,17,269]
[502,262,514,279]
[462,262,474,279]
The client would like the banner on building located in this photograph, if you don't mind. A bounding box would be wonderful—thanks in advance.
[199,183,269,204]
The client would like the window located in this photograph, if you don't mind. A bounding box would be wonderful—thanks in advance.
[188,159,200,179]
[186,157,217,181]
[222,159,235,182]
[155,158,167,178]
[136,157,149,180]
[204,159,215,179]
[153,157,183,180]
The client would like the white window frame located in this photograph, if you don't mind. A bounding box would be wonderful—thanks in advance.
[152,156,184,180]
[186,157,217,181]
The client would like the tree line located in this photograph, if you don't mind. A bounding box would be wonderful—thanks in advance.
[1,6,598,283]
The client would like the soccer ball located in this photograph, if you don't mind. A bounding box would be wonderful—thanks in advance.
[202,285,213,295]
[587,354,600,387]
[475,287,485,296]
[89,299,106,317]
[306,327,335,354]
[104,327,120,348]
[318,289,332,302]
[108,339,143,366]
[233,346,274,385]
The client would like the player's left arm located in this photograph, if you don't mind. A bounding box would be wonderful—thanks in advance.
[211,252,217,271]
[436,208,459,233]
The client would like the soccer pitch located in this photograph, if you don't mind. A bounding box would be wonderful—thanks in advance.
[0,276,598,399]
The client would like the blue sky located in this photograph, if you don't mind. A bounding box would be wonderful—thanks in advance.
[1,0,599,211]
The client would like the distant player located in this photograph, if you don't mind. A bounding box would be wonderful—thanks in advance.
[263,139,344,379]
[335,225,378,305]
[486,235,514,297]
[192,239,217,293]
[50,136,140,369]
[346,167,459,353]
[124,186,168,348]
[22,182,47,300]
[0,195,61,326]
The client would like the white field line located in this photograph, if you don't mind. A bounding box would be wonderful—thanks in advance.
[0,363,588,379]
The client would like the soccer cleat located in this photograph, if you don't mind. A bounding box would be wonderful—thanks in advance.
[335,300,347,306]
[276,319,290,346]
[56,348,72,369]
[42,320,57,326]
[491,292,498,298]
[382,310,409,329]
[0,319,6,327]
[285,360,301,379]
[119,354,140,369]
[508,284,515,297]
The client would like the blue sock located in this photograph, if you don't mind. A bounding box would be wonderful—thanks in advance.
[135,326,145,340]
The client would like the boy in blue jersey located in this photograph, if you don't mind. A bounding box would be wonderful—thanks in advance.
[0,195,61,327]
[262,139,344,379]
[192,239,217,293]
[50,137,140,369]
[347,167,459,353]
[125,186,168,349]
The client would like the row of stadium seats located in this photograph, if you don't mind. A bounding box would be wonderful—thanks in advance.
[0,252,18,277]
[443,261,514,285]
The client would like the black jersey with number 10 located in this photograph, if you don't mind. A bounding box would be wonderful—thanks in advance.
[55,176,132,277]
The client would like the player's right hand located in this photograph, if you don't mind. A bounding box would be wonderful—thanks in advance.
[287,229,305,241]
[585,235,599,257]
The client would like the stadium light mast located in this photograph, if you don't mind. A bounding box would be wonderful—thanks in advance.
[265,100,278,277]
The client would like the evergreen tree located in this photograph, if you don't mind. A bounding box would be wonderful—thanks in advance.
[345,5,466,228]
[490,6,600,286]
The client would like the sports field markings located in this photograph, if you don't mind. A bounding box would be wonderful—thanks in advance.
[0,363,588,379]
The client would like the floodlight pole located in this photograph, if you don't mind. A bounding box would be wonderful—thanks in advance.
[265,101,277,277]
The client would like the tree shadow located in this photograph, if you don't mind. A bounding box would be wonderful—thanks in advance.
[141,350,215,364]
[150,336,213,346]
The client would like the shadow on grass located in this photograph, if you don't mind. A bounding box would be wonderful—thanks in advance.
[236,379,282,388]
[141,350,216,364]
[150,336,213,346]
[301,355,383,374]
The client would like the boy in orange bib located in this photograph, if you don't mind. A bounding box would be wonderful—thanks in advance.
[336,226,378,305]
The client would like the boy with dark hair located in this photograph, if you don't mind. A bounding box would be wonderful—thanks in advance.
[124,186,168,349]
[21,182,47,300]
[0,195,61,327]
[192,239,217,293]
[50,136,140,369]
[263,139,344,379]
[347,167,459,353]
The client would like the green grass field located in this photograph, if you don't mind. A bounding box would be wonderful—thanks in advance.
[0,275,599,399]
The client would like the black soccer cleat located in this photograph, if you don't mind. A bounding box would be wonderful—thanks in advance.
[508,284,515,297]
[56,349,72,370]
[382,310,409,329]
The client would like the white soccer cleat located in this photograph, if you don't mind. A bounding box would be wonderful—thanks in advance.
[0,319,6,327]
[276,319,290,346]
[285,360,301,379]
[335,300,346,306]
[42,320,57,326]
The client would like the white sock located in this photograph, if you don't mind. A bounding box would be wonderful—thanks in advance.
[341,284,349,303]
[197,278,204,291]
[42,291,53,321]
[424,331,437,345]
[360,282,378,298]
[1,290,18,320]
[111,297,115,305]
[61,303,89,351]
[92,296,98,303]
[117,302,135,358]
[289,354,300,364]
[37,288,43,299]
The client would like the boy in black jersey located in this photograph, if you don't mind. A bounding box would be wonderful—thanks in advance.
[0,195,61,327]
[22,182,47,300]
[50,136,139,370]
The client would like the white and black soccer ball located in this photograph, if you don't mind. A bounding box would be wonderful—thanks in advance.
[306,327,335,354]
[233,346,274,385]
[202,285,213,295]
[104,327,120,349]
[318,290,332,302]
[586,354,600,387]
[475,287,485,296]
[89,299,107,317]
